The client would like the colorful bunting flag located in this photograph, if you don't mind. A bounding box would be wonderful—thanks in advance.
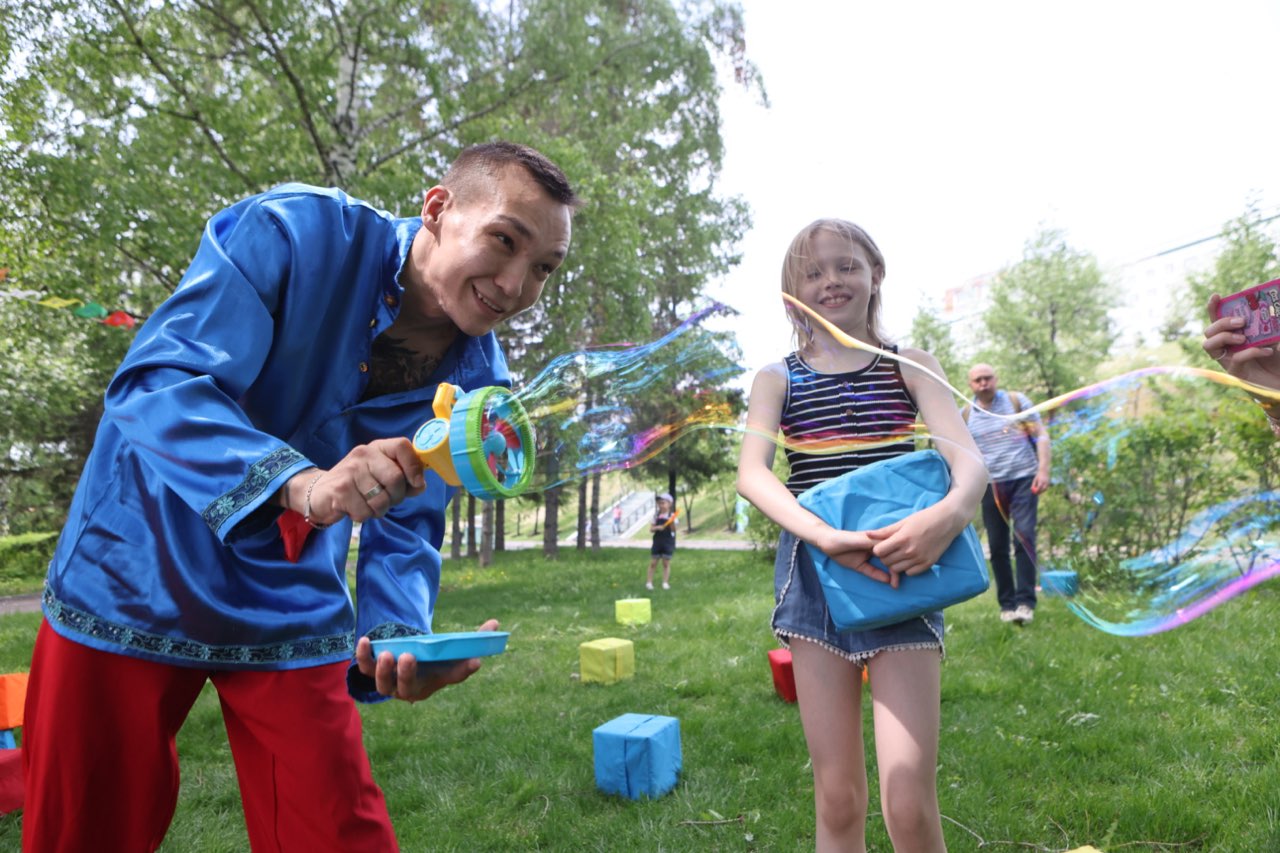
[2,283,141,331]
[72,302,108,319]
[38,296,83,310]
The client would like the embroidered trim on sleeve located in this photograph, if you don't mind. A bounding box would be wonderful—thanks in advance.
[201,446,308,534]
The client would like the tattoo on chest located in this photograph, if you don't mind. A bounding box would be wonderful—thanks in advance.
[362,334,441,400]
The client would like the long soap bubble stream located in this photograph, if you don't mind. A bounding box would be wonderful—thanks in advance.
[414,299,959,501]
[783,293,1280,636]
[412,301,753,499]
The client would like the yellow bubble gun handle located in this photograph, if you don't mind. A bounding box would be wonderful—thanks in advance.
[411,384,462,486]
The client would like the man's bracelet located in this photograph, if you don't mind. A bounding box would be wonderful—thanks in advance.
[303,470,331,529]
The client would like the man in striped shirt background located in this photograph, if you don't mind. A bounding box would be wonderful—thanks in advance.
[964,364,1052,625]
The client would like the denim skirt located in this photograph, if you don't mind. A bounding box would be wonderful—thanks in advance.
[772,529,944,663]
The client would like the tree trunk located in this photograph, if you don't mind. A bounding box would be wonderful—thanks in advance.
[495,499,506,551]
[589,472,601,551]
[542,455,560,559]
[542,487,560,558]
[451,491,462,560]
[667,457,681,531]
[466,493,477,558]
[575,478,588,550]
[480,501,493,567]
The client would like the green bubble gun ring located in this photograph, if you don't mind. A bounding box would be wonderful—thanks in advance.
[412,383,536,500]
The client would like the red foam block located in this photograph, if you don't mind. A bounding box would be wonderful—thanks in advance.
[767,648,797,703]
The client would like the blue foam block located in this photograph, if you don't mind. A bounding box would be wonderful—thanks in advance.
[0,730,16,750]
[592,713,681,800]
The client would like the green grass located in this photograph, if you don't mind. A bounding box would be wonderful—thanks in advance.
[2,548,1280,850]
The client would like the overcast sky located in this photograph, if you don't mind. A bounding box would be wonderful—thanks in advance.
[707,0,1280,377]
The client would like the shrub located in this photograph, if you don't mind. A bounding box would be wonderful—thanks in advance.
[0,531,57,589]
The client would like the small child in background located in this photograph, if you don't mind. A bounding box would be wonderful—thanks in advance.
[646,493,677,590]
[736,218,986,852]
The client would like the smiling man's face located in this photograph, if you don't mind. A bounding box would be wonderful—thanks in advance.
[417,163,572,337]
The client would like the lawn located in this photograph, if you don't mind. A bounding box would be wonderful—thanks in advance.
[0,546,1278,851]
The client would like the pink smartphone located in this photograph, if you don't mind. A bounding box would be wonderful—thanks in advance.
[1216,279,1280,352]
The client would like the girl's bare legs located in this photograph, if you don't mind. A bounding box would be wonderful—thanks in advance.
[866,649,946,852]
[790,638,869,853]
[661,557,671,588]
[646,558,657,588]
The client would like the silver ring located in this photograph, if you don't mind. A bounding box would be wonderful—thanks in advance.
[364,483,385,501]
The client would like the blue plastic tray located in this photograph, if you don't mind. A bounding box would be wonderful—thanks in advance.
[370,631,510,662]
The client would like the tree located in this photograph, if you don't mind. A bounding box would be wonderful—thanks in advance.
[907,306,963,393]
[479,500,493,567]
[0,293,131,533]
[0,0,762,534]
[492,1,757,557]
[979,229,1115,401]
[450,493,462,560]
[0,223,133,533]
[1172,203,1280,353]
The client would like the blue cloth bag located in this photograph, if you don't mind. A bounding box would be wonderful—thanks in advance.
[796,450,989,631]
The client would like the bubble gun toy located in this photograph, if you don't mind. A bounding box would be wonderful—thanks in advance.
[411,383,536,500]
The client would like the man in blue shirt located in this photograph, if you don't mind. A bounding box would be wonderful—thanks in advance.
[965,364,1052,626]
[23,142,577,851]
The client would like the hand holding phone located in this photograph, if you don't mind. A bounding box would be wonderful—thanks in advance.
[1214,279,1280,353]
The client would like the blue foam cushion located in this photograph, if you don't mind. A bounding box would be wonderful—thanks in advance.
[796,450,989,631]
[592,713,682,800]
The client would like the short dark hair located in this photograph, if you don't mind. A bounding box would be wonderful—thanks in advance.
[443,141,580,210]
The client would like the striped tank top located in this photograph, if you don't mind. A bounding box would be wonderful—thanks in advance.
[780,349,919,496]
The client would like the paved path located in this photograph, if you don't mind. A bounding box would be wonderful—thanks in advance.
[0,592,41,615]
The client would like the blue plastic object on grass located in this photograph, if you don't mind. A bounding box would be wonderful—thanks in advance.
[369,631,510,662]
[796,450,989,631]
[593,713,682,800]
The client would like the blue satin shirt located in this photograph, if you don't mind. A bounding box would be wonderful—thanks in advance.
[42,185,510,701]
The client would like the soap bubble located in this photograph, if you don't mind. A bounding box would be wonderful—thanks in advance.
[505,301,748,490]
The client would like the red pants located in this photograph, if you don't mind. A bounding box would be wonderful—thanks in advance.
[22,621,398,852]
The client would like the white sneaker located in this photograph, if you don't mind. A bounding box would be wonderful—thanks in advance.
[1014,605,1035,624]
[662,582,670,590]
[645,582,653,591]
[1000,610,1017,623]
